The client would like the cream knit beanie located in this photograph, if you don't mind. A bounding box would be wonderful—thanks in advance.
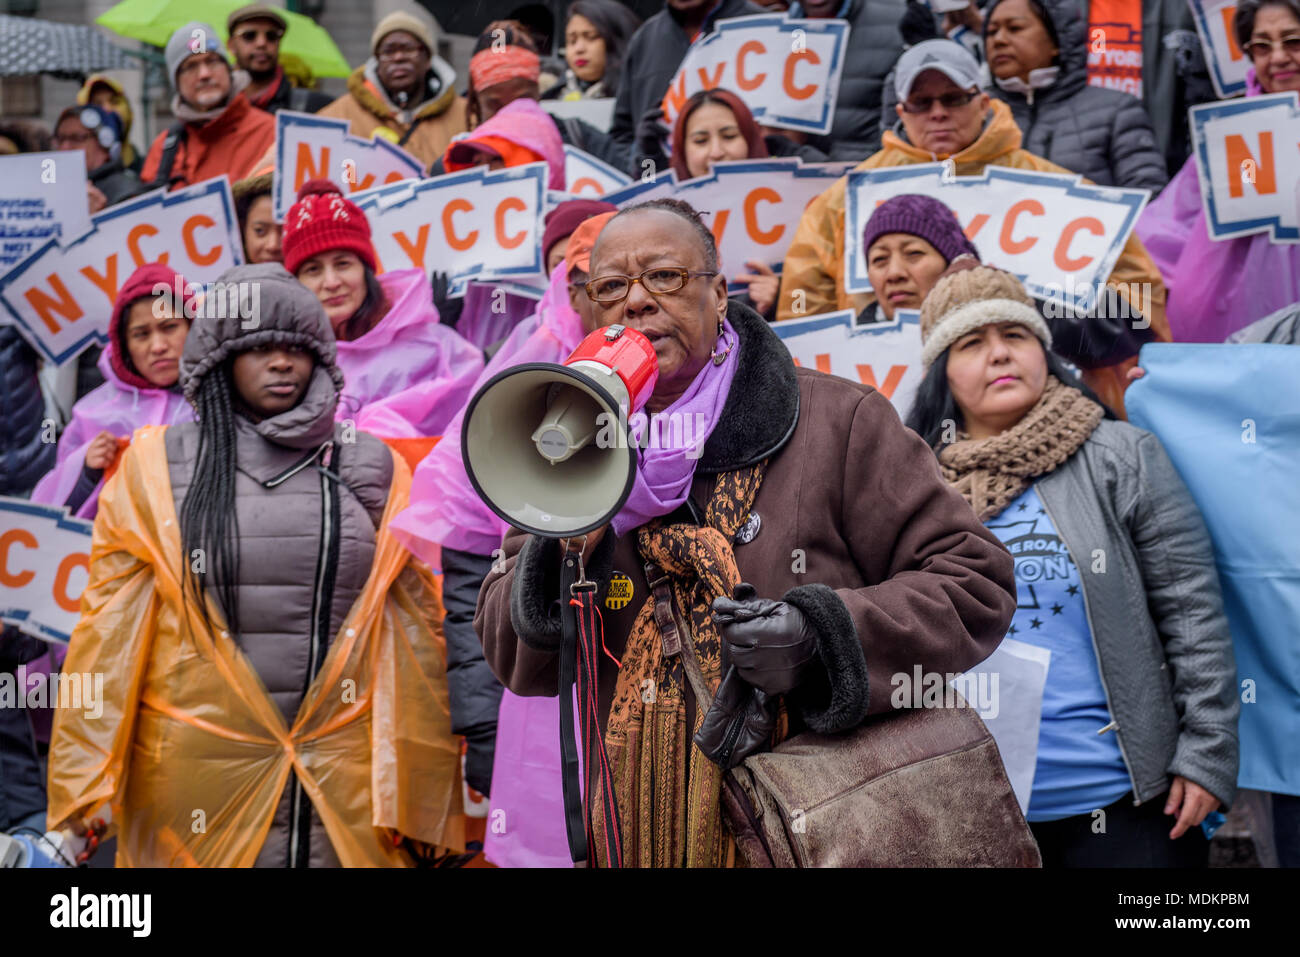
[918,257,1052,369]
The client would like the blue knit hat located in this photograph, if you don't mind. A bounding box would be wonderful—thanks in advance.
[862,193,981,266]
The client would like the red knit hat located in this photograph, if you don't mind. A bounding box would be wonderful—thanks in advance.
[108,262,197,390]
[282,179,377,275]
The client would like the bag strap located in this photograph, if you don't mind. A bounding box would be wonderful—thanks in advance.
[644,559,715,711]
[145,122,187,190]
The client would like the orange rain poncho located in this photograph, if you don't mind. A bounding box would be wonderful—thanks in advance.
[46,425,466,866]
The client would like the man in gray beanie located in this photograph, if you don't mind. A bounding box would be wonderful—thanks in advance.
[140,21,276,191]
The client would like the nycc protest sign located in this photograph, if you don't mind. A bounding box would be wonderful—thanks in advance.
[1188,0,1250,99]
[563,145,632,197]
[661,14,849,136]
[602,158,854,294]
[1190,92,1300,243]
[0,177,243,365]
[772,308,923,416]
[1126,344,1300,795]
[844,164,1150,313]
[0,498,92,645]
[350,161,548,293]
[0,151,90,273]
[272,110,424,220]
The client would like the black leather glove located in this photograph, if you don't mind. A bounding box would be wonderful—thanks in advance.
[712,583,819,696]
[634,106,670,172]
[694,667,779,770]
[431,270,464,329]
[463,726,496,797]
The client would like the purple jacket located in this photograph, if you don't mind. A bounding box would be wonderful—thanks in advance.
[31,346,193,519]
[1135,69,1300,342]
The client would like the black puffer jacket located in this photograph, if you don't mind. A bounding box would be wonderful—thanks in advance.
[0,327,54,496]
[819,0,909,163]
[985,0,1167,192]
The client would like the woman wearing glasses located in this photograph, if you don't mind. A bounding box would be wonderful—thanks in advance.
[778,38,1170,416]
[1136,0,1300,343]
[476,198,1019,868]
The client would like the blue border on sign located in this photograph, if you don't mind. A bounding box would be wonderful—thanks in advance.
[843,164,1150,312]
[0,177,244,366]
[0,496,92,644]
[1190,92,1300,242]
[272,109,424,221]
[1187,0,1249,100]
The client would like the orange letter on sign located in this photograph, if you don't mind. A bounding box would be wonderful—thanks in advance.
[783,49,821,101]
[744,187,784,245]
[1225,132,1277,198]
[443,199,478,251]
[710,209,730,247]
[80,254,120,306]
[696,62,725,91]
[295,143,329,191]
[662,70,688,120]
[183,215,222,267]
[23,274,83,336]
[1221,7,1244,61]
[0,528,37,588]
[394,224,431,270]
[1054,217,1104,271]
[737,41,767,91]
[53,552,89,614]
[495,197,528,250]
[1000,199,1044,254]
[569,178,604,196]
[856,364,908,399]
[963,213,990,241]
[128,223,164,267]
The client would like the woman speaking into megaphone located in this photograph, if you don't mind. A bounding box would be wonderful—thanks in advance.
[474,198,1021,868]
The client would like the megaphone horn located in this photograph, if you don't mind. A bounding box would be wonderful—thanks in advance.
[462,324,659,538]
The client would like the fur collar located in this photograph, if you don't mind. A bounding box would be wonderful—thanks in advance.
[697,300,800,474]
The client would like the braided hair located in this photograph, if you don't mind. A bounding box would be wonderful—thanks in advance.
[180,363,243,640]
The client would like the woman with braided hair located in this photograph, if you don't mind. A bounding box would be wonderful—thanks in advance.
[905,259,1239,867]
[46,263,465,867]
[476,198,1019,867]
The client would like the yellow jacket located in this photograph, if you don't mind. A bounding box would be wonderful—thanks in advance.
[46,426,465,867]
[776,100,1168,413]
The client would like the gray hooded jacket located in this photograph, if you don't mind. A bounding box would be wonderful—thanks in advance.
[166,264,395,867]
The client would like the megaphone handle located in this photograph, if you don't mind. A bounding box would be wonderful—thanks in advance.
[558,545,590,864]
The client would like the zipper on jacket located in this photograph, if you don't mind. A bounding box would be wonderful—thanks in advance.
[289,442,342,867]
[1035,486,1142,806]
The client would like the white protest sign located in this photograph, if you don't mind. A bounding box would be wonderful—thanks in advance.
[1190,91,1300,243]
[272,110,424,220]
[0,151,90,274]
[563,145,633,197]
[662,14,850,135]
[542,97,617,132]
[844,164,1150,313]
[0,177,244,365]
[602,158,850,293]
[771,308,923,416]
[350,161,548,292]
[0,497,93,645]
[949,638,1050,815]
[1188,0,1250,99]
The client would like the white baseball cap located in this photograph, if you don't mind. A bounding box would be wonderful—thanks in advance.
[894,39,983,101]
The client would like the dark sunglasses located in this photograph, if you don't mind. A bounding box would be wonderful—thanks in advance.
[901,89,979,114]
[1244,36,1300,58]
[235,28,283,43]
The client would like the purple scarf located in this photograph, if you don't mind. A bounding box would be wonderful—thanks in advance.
[611,318,739,536]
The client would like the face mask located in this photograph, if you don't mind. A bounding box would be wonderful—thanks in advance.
[994,65,1060,95]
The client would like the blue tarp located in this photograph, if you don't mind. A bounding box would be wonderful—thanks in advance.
[1127,343,1300,796]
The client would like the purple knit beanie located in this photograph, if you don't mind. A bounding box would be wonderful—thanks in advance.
[862,194,981,265]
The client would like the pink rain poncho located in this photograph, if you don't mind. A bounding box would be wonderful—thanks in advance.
[391,261,586,870]
[455,283,541,352]
[1136,69,1300,342]
[30,346,193,519]
[390,260,585,561]
[335,267,484,438]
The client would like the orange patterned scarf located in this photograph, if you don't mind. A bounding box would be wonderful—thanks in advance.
[589,461,766,868]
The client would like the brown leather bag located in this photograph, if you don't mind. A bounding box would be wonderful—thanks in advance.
[675,621,1042,868]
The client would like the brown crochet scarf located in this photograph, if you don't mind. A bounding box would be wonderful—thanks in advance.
[588,461,767,868]
[938,376,1104,521]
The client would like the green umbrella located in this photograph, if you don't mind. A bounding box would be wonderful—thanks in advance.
[96,0,351,79]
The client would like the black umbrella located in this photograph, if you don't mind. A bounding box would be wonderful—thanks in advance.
[0,14,140,78]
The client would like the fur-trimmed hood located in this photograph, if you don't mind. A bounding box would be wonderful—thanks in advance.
[347,56,459,125]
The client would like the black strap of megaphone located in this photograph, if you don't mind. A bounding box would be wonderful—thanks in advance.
[558,545,590,864]
[558,540,623,868]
